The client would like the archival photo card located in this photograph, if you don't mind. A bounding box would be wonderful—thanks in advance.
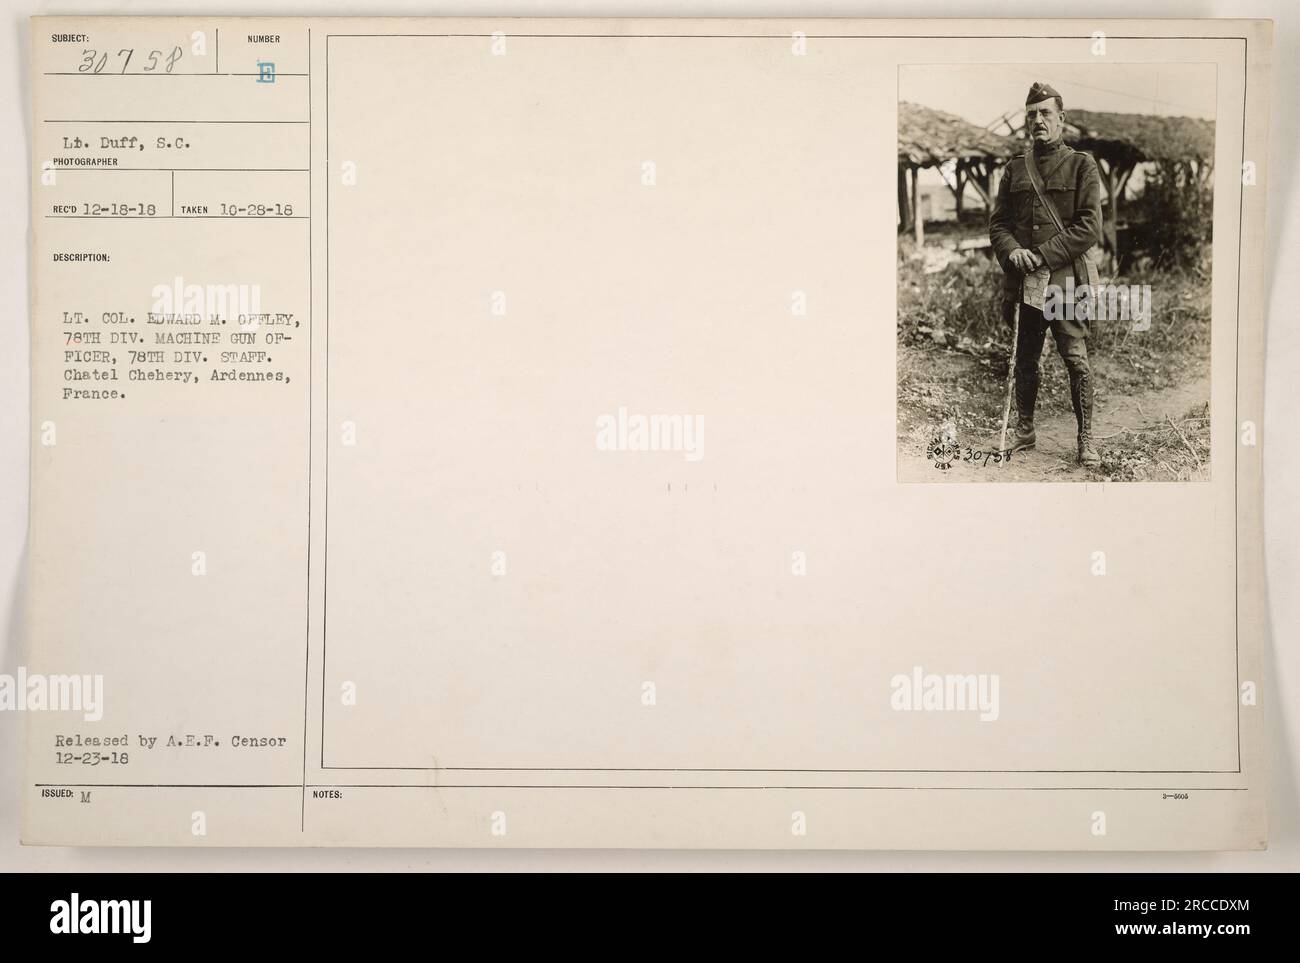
[22,17,1270,850]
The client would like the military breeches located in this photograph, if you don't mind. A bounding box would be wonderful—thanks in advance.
[1005,300,1094,435]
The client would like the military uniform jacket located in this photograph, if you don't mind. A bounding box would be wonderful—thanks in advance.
[989,140,1104,310]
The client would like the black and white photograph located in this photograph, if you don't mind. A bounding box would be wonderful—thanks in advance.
[897,63,1217,482]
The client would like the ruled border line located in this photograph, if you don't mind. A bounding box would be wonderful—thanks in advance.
[313,32,1248,781]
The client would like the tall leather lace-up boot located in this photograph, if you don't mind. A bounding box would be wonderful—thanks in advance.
[1070,364,1101,468]
[1007,354,1039,452]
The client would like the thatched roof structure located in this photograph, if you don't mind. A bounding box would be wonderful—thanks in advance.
[1065,109,1216,166]
[900,102,1216,256]
[898,101,1018,169]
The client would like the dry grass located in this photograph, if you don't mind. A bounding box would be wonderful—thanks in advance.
[1095,402,1211,482]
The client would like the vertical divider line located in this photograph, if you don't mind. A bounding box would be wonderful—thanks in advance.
[302,26,313,831]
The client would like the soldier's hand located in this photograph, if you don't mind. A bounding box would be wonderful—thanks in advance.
[1008,248,1036,273]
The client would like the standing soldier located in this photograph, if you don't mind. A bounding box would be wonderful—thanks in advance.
[990,82,1104,467]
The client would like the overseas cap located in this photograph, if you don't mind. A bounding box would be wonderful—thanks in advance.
[1026,81,1063,106]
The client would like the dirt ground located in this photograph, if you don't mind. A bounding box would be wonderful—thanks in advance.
[897,343,1211,483]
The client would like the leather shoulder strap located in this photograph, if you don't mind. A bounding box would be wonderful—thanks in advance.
[1023,148,1066,233]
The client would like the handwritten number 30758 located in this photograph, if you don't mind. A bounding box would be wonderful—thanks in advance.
[79,47,184,74]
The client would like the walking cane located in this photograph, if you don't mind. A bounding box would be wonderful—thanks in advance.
[998,286,1022,457]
